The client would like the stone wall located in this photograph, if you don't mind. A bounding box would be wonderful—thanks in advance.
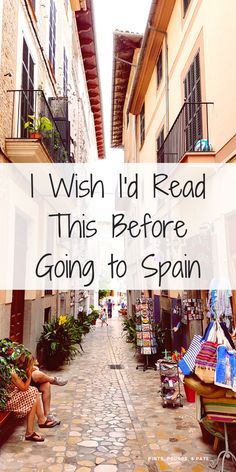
[0,303,11,338]
[0,0,19,151]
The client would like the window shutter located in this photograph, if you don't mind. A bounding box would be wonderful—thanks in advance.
[183,0,191,16]
[157,50,163,88]
[156,127,164,162]
[140,104,145,146]
[184,51,202,151]
[21,38,34,137]
[49,0,56,73]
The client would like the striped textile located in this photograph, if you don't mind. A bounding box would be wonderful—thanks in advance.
[202,397,236,423]
[178,335,203,375]
[195,341,218,369]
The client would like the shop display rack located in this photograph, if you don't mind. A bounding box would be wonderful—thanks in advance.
[158,359,183,408]
[134,297,157,371]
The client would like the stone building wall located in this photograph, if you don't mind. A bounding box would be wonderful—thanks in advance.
[0,0,19,151]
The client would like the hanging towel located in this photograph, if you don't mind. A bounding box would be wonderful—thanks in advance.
[215,345,236,392]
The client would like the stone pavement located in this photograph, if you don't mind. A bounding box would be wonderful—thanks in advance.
[0,316,235,472]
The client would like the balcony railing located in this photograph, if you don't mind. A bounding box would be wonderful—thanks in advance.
[157,102,214,163]
[8,89,70,163]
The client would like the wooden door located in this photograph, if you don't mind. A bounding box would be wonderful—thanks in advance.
[10,290,25,343]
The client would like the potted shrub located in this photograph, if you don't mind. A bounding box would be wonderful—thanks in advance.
[0,356,11,409]
[122,314,137,344]
[37,315,78,370]
[24,115,53,139]
[88,304,100,325]
[0,340,30,409]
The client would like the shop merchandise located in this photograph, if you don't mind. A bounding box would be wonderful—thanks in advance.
[215,345,236,392]
[134,298,157,369]
[182,295,203,321]
[207,289,233,330]
[158,360,183,408]
[178,334,203,375]
[195,341,218,384]
[134,298,157,356]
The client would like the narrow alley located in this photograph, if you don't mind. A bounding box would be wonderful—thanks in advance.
[0,316,234,472]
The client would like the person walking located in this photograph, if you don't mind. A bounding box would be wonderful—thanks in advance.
[107,299,113,319]
[100,308,108,327]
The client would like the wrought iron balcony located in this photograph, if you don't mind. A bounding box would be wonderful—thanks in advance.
[157,102,214,163]
[7,89,70,163]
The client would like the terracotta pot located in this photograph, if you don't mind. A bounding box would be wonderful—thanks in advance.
[30,132,41,139]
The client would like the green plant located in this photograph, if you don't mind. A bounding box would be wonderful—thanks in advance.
[122,314,137,344]
[37,315,78,369]
[24,115,53,135]
[0,339,30,409]
[99,290,110,300]
[60,148,68,162]
[153,323,168,356]
[89,304,100,321]
[73,311,92,337]
[0,356,11,409]
[53,131,60,150]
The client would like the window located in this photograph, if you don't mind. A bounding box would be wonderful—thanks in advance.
[156,127,164,162]
[44,307,51,323]
[49,0,56,74]
[184,51,202,151]
[21,38,34,136]
[183,0,191,16]
[63,48,68,96]
[140,103,145,146]
[157,50,163,88]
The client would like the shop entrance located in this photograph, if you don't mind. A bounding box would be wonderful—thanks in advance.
[161,308,172,352]
[10,290,25,343]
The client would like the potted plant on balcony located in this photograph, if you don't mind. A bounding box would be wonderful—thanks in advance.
[24,115,53,139]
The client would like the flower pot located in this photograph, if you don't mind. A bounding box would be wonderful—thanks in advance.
[184,383,196,402]
[30,132,41,139]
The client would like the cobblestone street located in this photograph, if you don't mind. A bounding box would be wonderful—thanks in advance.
[0,316,234,472]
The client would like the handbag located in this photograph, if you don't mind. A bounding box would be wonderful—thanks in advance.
[178,335,203,375]
[195,321,233,384]
[195,341,218,384]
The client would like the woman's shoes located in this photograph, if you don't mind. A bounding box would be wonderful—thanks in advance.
[25,432,44,442]
[47,413,61,424]
[38,418,60,428]
[51,376,68,386]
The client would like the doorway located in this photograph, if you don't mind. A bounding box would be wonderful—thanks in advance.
[10,290,25,343]
[161,308,172,352]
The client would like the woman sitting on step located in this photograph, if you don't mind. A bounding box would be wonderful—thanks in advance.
[5,354,58,442]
